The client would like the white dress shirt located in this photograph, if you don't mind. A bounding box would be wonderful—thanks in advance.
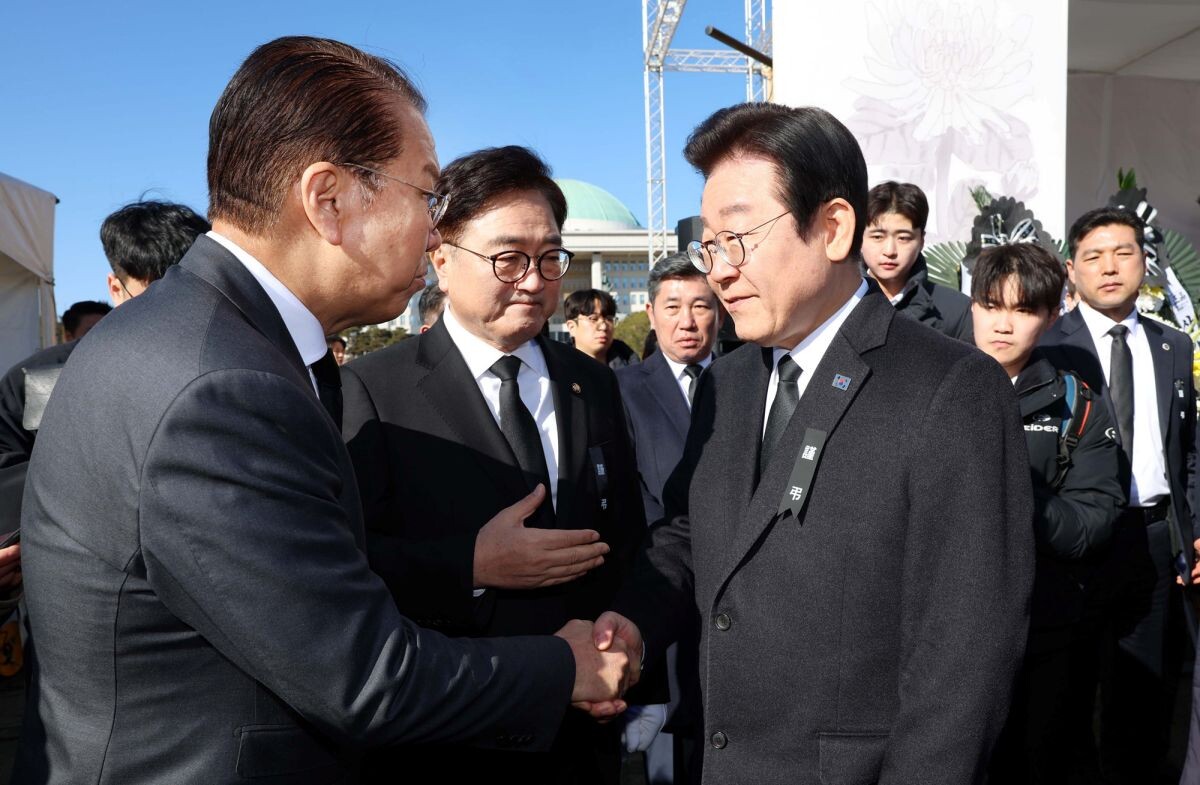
[1077,301,1170,506]
[207,231,328,393]
[763,279,869,434]
[441,306,560,511]
[662,353,714,410]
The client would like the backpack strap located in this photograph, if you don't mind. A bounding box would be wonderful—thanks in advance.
[1053,371,1093,489]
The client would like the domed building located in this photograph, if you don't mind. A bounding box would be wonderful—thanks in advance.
[546,179,675,339]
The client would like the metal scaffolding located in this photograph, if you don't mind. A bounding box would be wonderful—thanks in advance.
[642,0,772,266]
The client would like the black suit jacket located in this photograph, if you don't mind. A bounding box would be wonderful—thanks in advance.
[341,319,648,781]
[615,289,1035,785]
[615,350,693,523]
[1040,307,1197,553]
[15,236,574,785]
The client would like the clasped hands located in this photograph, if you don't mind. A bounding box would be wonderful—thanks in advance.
[471,486,643,720]
[555,612,644,721]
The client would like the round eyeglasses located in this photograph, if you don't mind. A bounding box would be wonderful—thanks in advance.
[686,210,792,273]
[443,243,574,283]
[338,162,451,227]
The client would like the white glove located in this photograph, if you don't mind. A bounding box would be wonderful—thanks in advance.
[621,703,668,753]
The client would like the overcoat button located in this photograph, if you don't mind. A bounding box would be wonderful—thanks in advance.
[711,731,728,749]
[714,613,731,631]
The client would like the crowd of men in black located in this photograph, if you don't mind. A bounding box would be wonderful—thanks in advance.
[1,34,1199,785]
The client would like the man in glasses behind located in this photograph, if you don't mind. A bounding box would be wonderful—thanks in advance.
[565,289,641,369]
[341,145,653,784]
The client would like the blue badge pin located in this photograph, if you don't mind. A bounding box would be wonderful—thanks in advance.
[832,374,851,391]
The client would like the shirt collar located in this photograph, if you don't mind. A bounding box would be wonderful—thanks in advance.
[1077,300,1140,344]
[662,352,714,382]
[774,278,869,371]
[441,305,548,381]
[206,231,328,368]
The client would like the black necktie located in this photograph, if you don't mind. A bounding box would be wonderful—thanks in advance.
[490,356,552,498]
[760,354,802,474]
[1108,324,1134,465]
[311,349,342,430]
[683,364,703,406]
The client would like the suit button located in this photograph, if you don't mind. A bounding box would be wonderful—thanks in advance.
[714,613,731,631]
[711,731,728,749]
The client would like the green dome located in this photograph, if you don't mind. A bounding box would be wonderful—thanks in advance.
[556,179,642,231]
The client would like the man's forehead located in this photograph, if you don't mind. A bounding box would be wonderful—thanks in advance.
[1078,225,1139,251]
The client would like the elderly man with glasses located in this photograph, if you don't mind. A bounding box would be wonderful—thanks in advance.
[588,103,1036,785]
[341,145,655,785]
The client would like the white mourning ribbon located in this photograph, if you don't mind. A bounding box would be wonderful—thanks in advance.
[981,215,1040,247]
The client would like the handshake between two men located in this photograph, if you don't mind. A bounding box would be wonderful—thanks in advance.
[473,485,648,721]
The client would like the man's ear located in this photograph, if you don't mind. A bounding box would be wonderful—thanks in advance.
[1065,258,1076,287]
[822,198,857,263]
[107,273,129,306]
[299,162,346,246]
[430,246,452,293]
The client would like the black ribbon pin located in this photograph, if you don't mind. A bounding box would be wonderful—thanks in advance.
[589,446,610,511]
[777,427,827,521]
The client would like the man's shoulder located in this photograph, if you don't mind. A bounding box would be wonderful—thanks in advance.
[927,280,971,312]
[344,335,421,384]
[1140,314,1193,349]
[614,350,661,387]
[9,340,77,374]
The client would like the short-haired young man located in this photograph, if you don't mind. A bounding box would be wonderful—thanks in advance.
[61,300,112,342]
[101,199,211,303]
[1041,206,1196,785]
[861,181,973,341]
[564,288,640,369]
[971,244,1124,784]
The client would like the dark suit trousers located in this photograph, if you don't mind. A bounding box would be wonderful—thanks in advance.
[990,626,1075,784]
[1071,512,1183,784]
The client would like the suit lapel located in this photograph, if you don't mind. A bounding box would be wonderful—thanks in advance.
[1054,308,1107,395]
[1140,317,1174,443]
[721,293,887,584]
[540,338,587,529]
[644,352,691,440]
[414,321,529,505]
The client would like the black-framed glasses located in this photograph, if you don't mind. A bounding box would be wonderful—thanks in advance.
[338,162,450,227]
[444,242,573,283]
[686,210,792,273]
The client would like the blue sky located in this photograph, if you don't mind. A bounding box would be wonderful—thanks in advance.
[2,0,755,311]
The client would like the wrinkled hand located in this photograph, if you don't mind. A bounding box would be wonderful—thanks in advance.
[621,703,668,753]
[573,611,644,721]
[0,544,21,591]
[555,619,631,717]
[474,485,609,590]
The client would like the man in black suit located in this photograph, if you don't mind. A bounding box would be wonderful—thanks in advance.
[615,252,722,783]
[341,145,649,784]
[588,103,1035,785]
[14,38,631,785]
[1039,206,1196,784]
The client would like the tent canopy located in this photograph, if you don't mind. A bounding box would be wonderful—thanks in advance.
[0,172,57,373]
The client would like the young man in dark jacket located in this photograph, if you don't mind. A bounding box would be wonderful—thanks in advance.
[971,243,1125,784]
[862,181,973,341]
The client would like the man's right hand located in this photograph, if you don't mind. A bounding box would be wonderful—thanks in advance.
[555,619,631,717]
[473,485,609,590]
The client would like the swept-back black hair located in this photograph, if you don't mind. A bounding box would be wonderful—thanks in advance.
[100,200,210,282]
[683,103,868,256]
[648,253,707,304]
[435,146,567,243]
[1067,207,1145,259]
[971,244,1065,315]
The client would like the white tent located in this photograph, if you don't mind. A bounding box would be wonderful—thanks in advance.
[1068,0,1200,246]
[0,172,57,373]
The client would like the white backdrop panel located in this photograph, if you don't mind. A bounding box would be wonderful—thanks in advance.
[773,0,1068,243]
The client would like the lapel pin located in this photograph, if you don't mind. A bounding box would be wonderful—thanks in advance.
[1163,343,1171,351]
[571,382,581,394]
[832,374,851,391]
